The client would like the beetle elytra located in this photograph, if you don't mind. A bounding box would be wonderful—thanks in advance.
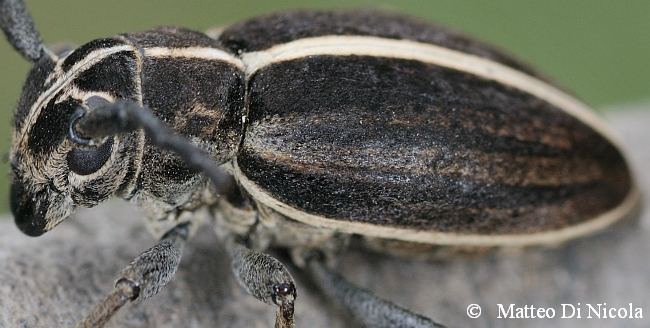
[1,0,640,327]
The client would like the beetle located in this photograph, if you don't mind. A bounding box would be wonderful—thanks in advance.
[1,0,640,327]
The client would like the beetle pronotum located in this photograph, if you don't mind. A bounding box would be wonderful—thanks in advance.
[1,0,640,327]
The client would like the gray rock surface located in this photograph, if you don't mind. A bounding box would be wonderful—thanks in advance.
[1,104,649,328]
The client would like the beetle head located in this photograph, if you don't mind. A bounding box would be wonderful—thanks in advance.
[9,38,143,236]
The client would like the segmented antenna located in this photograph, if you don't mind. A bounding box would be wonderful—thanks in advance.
[73,100,234,194]
[0,0,44,61]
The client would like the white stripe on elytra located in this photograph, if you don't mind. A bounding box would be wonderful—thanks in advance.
[234,35,640,245]
[240,35,625,150]
[232,158,641,247]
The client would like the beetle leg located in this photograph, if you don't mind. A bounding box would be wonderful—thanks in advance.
[307,258,446,328]
[75,222,190,328]
[225,235,296,328]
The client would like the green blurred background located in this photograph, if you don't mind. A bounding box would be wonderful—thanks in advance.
[1,0,648,214]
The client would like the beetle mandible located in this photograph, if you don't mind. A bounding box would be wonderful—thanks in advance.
[1,0,640,327]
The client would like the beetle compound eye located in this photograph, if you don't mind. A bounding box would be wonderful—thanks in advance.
[67,137,114,175]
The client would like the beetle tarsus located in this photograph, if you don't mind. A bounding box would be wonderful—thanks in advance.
[76,222,189,328]
[274,282,296,328]
[225,235,296,328]
[308,259,446,328]
[74,279,137,328]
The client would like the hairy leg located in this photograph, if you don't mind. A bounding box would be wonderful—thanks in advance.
[75,222,190,328]
[225,235,297,328]
[308,258,446,328]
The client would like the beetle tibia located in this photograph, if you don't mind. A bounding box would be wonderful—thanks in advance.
[75,222,189,328]
[308,259,446,328]
[225,235,296,328]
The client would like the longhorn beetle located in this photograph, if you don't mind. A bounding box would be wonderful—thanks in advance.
[1,0,640,327]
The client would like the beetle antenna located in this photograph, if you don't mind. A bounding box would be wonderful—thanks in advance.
[73,100,234,193]
[0,0,45,62]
